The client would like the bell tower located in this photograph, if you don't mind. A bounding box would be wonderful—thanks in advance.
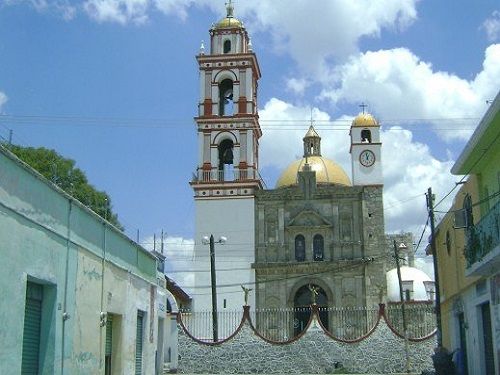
[191,2,262,311]
[350,110,383,186]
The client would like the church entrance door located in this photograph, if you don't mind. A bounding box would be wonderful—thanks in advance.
[293,284,328,336]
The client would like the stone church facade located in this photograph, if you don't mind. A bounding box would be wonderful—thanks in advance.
[254,124,388,315]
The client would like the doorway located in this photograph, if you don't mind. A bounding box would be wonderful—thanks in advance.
[293,284,328,336]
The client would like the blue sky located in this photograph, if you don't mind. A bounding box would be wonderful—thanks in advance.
[1,1,499,283]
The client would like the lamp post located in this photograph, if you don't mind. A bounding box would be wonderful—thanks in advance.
[202,234,227,342]
[394,240,410,373]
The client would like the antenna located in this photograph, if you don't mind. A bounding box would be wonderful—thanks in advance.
[161,230,164,254]
[153,233,156,252]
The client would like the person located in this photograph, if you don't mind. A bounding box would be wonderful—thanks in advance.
[453,347,466,375]
[432,346,456,375]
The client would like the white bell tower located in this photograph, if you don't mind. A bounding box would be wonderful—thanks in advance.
[191,2,262,312]
[350,109,383,186]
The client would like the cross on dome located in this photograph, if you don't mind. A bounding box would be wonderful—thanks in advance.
[359,102,368,114]
[225,0,234,18]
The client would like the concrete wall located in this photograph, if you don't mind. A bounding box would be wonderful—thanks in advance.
[177,307,435,374]
[0,146,161,374]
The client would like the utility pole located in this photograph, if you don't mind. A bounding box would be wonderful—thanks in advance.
[394,240,410,373]
[8,129,13,145]
[427,187,442,347]
[209,234,218,342]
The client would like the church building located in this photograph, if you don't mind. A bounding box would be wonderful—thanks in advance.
[190,3,392,316]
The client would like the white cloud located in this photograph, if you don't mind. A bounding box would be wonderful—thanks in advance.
[214,0,419,73]
[320,44,500,141]
[381,127,455,233]
[75,0,417,72]
[83,0,149,24]
[0,92,7,110]
[4,0,77,20]
[153,0,196,21]
[286,78,310,96]
[141,235,195,293]
[259,98,455,238]
[482,10,500,42]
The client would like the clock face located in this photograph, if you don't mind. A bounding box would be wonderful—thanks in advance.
[359,150,375,167]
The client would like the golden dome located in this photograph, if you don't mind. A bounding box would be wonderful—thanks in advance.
[214,16,243,29]
[276,156,352,188]
[352,113,378,127]
[214,1,243,29]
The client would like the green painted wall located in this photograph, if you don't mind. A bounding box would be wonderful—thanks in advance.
[0,146,158,374]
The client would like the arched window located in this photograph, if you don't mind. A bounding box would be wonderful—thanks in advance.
[295,235,305,262]
[313,234,324,261]
[361,129,371,143]
[219,79,234,116]
[223,40,231,54]
[463,194,473,228]
[218,139,234,181]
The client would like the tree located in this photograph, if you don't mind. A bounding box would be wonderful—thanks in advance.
[8,145,123,230]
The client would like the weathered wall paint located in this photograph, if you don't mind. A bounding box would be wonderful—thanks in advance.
[0,146,160,374]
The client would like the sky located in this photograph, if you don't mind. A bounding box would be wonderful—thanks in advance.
[1,0,499,290]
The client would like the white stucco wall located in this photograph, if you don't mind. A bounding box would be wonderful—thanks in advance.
[193,197,255,312]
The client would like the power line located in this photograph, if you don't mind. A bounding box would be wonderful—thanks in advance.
[413,215,429,254]
[0,113,479,131]
[184,257,378,296]
[434,189,500,214]
[434,128,500,210]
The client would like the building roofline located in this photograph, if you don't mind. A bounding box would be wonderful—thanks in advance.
[451,90,500,175]
[0,144,157,262]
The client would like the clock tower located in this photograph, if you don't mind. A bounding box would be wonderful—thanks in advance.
[190,2,262,311]
[350,111,383,186]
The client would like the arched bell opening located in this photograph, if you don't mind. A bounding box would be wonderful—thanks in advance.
[219,79,234,116]
[223,39,231,54]
[218,139,234,181]
[293,284,328,336]
[361,129,372,143]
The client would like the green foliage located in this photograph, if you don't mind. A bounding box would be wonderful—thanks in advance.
[8,145,123,230]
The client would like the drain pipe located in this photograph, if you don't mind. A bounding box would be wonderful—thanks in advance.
[61,199,73,374]
[99,222,107,369]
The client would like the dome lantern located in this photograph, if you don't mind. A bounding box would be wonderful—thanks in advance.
[303,125,321,158]
[276,126,351,188]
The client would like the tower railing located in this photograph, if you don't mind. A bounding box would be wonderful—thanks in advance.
[192,168,266,187]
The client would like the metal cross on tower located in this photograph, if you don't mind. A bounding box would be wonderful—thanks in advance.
[359,102,368,113]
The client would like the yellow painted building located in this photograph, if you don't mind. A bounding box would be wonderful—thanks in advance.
[435,89,500,375]
[435,176,480,373]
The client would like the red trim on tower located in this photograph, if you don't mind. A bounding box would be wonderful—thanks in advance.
[203,99,213,116]
[238,97,247,114]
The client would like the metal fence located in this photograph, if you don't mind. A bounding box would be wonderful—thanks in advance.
[179,310,244,342]
[179,304,436,342]
[385,303,436,339]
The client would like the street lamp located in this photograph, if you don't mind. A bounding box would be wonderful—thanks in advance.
[202,234,227,342]
[394,241,410,373]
